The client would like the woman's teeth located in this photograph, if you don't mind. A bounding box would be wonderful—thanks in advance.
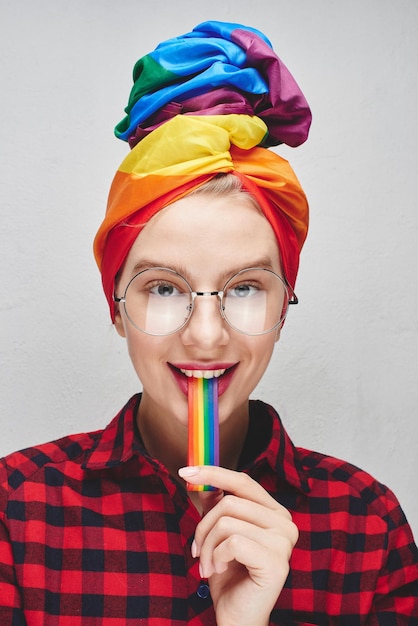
[180,368,226,379]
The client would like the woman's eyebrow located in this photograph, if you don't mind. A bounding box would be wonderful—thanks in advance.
[132,260,161,273]
[131,259,191,276]
[223,257,276,276]
[214,258,278,283]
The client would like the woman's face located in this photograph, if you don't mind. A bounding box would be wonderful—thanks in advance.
[114,192,282,433]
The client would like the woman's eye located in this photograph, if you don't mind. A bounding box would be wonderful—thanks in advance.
[150,283,181,297]
[228,284,259,298]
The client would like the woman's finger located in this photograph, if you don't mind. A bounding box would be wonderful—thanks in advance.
[197,515,296,578]
[194,494,296,555]
[178,465,290,513]
[211,533,292,587]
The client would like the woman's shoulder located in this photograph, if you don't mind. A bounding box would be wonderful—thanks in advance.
[253,399,402,521]
[0,428,102,496]
[0,395,141,497]
[297,445,404,525]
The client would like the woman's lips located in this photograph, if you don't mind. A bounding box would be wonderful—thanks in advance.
[168,363,238,396]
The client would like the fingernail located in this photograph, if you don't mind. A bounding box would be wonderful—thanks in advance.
[199,562,204,578]
[178,466,200,478]
[191,540,197,558]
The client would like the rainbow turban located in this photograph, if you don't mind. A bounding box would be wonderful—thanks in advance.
[94,21,312,321]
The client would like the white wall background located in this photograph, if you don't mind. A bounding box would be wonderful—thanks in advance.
[1,1,417,538]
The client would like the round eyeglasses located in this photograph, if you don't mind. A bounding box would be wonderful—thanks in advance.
[114,267,297,336]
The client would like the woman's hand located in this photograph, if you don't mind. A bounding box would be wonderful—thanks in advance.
[178,465,298,626]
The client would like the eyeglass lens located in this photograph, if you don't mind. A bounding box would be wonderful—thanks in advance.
[120,268,289,336]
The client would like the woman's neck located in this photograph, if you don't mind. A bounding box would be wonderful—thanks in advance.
[136,398,250,483]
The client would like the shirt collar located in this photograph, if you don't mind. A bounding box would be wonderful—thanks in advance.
[243,400,310,494]
[83,394,310,495]
[82,395,142,470]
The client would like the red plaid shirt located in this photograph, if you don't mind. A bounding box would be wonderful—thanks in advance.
[1,394,417,624]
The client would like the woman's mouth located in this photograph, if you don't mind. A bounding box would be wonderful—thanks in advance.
[168,363,238,395]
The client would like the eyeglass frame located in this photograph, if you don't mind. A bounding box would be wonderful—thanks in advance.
[114,266,298,337]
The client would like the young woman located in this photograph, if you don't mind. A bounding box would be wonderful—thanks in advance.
[1,21,417,625]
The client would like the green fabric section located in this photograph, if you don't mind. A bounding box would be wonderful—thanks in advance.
[129,55,178,112]
[115,55,178,136]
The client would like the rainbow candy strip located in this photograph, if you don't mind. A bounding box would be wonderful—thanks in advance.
[187,376,219,491]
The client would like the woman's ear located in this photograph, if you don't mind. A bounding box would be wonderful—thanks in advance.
[114,305,126,338]
[113,272,127,337]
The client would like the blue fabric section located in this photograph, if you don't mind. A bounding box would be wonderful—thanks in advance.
[118,64,268,140]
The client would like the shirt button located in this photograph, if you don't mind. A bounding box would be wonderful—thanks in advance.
[197,582,210,599]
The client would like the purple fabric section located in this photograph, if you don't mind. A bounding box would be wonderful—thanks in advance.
[231,28,311,148]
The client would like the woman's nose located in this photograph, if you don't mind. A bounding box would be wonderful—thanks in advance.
[181,294,229,348]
